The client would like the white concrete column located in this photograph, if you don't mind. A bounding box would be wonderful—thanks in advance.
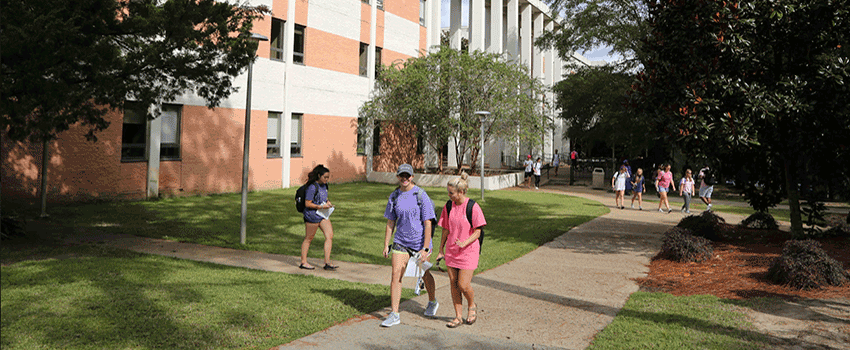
[450,0,462,49]
[506,0,519,61]
[545,20,554,88]
[489,0,503,53]
[520,4,532,69]
[470,0,486,52]
[146,105,161,198]
[281,0,296,186]
[533,11,544,80]
[428,0,441,50]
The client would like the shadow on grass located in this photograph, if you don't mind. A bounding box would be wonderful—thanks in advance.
[310,287,404,315]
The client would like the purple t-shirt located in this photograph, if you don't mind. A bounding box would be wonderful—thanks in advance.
[303,183,329,223]
[384,186,436,251]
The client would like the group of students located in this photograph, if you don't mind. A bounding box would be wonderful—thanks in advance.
[298,164,486,329]
[611,161,716,213]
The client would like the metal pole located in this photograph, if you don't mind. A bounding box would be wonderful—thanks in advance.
[40,138,49,217]
[240,58,253,245]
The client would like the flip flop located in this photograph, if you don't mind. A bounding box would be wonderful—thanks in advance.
[323,264,339,271]
[465,306,477,325]
[299,264,315,270]
[446,318,463,328]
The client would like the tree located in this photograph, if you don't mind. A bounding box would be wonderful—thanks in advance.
[360,46,549,173]
[554,66,652,161]
[537,0,649,72]
[630,0,850,235]
[1,0,268,143]
[1,0,268,216]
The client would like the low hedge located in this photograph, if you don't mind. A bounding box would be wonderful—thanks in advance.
[766,239,849,290]
[658,227,714,263]
[676,211,726,240]
[739,211,779,230]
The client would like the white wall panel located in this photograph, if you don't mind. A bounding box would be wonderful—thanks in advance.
[306,0,362,42]
[383,13,422,57]
[287,65,371,117]
[174,59,287,112]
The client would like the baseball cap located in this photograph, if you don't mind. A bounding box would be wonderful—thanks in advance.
[527,155,532,159]
[396,164,414,176]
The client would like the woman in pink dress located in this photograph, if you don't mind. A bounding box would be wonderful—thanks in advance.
[656,164,676,213]
[437,172,487,328]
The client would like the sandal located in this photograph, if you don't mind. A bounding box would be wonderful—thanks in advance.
[299,264,315,270]
[465,305,477,325]
[446,318,463,328]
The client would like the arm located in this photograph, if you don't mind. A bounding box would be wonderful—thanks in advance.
[305,200,331,210]
[436,227,449,261]
[457,228,481,248]
[383,220,395,258]
[419,219,432,261]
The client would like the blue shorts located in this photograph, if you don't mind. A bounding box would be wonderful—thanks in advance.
[658,187,669,193]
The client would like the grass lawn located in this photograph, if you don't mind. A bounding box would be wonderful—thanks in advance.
[21,182,608,273]
[588,292,768,350]
[1,244,411,350]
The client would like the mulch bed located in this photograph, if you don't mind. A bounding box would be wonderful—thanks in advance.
[636,225,850,300]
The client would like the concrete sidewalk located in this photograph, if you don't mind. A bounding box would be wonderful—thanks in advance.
[59,183,751,349]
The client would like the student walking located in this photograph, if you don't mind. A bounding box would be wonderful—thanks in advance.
[630,168,646,210]
[380,164,439,327]
[523,155,534,188]
[698,166,715,211]
[656,164,676,213]
[612,165,629,209]
[679,169,695,214]
[437,172,486,328]
[533,157,543,189]
[300,165,338,271]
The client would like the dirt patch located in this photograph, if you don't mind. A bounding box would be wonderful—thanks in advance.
[636,225,850,349]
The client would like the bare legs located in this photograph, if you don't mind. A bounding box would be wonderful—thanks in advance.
[301,219,334,268]
[658,191,671,212]
[389,253,437,313]
[615,190,625,208]
[631,192,643,209]
[446,266,476,326]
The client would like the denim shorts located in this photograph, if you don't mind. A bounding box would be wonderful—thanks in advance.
[658,187,669,193]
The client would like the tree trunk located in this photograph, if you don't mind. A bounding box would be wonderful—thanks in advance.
[784,158,803,236]
[40,138,49,217]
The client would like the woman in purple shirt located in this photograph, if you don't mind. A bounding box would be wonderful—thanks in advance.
[300,165,338,271]
[380,164,438,327]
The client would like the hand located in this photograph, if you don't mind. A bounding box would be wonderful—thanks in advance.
[436,252,444,261]
[382,245,389,258]
[325,201,334,208]
[455,239,466,248]
[418,250,431,262]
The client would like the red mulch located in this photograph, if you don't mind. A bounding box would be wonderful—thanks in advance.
[636,225,850,300]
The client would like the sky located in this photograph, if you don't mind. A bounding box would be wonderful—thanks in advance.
[437,0,617,63]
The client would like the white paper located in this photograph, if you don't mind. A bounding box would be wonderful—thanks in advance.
[403,254,433,277]
[316,205,334,219]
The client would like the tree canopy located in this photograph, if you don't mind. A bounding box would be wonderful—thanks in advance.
[360,46,549,172]
[1,0,269,143]
[630,0,850,235]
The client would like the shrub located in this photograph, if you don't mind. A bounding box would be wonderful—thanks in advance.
[739,211,779,230]
[766,240,850,290]
[658,227,714,263]
[676,211,727,240]
[1,215,27,240]
[822,214,850,237]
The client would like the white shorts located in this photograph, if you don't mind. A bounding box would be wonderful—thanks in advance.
[699,186,714,198]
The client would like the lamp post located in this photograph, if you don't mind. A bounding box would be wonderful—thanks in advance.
[475,111,490,201]
[240,32,269,245]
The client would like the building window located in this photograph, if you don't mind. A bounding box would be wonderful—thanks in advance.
[270,18,285,61]
[267,112,281,157]
[121,103,181,161]
[294,25,305,64]
[159,104,181,160]
[357,120,367,155]
[121,102,147,161]
[359,43,382,77]
[417,131,425,155]
[361,0,383,10]
[420,0,426,25]
[372,124,381,155]
[291,113,302,157]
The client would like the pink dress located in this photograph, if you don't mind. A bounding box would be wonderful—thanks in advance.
[438,198,487,270]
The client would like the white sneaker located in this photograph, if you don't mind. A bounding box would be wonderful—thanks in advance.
[535,186,539,189]
[659,208,664,212]
[631,204,635,209]
[381,312,400,327]
[707,204,712,211]
[424,301,439,317]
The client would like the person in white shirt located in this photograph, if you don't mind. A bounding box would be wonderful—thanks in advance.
[523,155,534,188]
[611,165,629,209]
[533,157,543,189]
[679,169,695,214]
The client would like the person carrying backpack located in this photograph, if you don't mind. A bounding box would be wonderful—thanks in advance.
[380,164,439,327]
[698,166,715,211]
[299,165,338,271]
[437,172,487,328]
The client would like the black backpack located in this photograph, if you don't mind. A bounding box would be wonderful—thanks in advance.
[704,170,716,186]
[295,182,320,213]
[445,199,484,252]
[390,187,437,237]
